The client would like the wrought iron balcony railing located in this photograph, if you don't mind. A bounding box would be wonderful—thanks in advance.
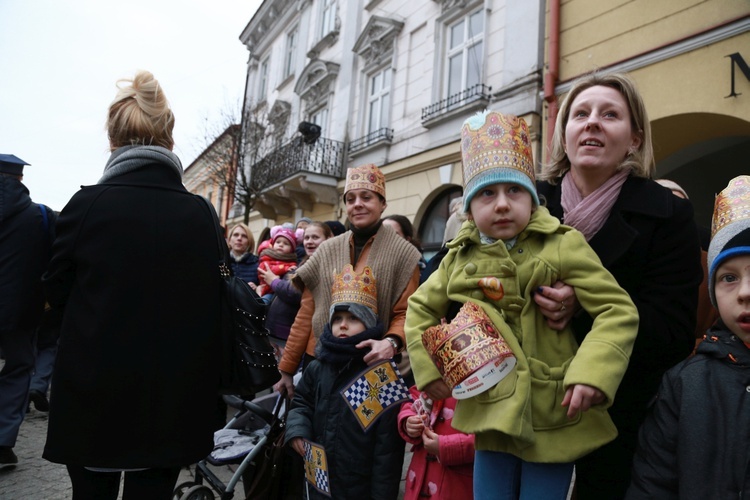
[250,136,347,191]
[349,128,394,153]
[421,83,492,122]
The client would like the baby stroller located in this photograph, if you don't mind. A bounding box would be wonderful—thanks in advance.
[172,392,290,500]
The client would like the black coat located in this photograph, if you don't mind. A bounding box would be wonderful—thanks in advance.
[43,163,222,468]
[627,324,750,499]
[537,176,702,416]
[0,176,55,333]
[285,326,405,499]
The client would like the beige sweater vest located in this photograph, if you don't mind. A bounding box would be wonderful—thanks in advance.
[295,224,421,338]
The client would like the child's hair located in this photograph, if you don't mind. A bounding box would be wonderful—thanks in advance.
[107,71,175,151]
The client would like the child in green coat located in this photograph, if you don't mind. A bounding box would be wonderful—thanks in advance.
[405,111,639,500]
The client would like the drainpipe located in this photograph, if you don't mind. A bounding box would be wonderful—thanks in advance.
[544,0,561,154]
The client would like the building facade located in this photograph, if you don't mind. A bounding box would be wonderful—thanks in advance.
[544,0,750,229]
[183,124,240,229]
[234,0,546,257]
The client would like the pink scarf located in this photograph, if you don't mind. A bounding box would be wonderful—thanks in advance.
[561,169,630,241]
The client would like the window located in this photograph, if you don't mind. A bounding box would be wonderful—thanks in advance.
[320,0,337,37]
[283,28,298,79]
[258,56,270,101]
[445,9,483,98]
[367,68,391,134]
[310,107,329,134]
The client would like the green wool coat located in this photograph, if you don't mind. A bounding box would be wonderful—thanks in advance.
[405,207,639,463]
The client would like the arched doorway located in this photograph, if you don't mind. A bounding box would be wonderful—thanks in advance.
[652,112,750,230]
[416,186,463,260]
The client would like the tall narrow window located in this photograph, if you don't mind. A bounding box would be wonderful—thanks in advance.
[367,68,391,134]
[320,0,337,38]
[258,57,270,101]
[310,107,329,134]
[446,9,483,98]
[284,28,298,79]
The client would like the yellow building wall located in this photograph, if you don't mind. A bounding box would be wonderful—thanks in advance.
[558,0,750,81]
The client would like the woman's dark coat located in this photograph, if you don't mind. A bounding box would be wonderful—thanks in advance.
[231,252,260,285]
[43,164,222,468]
[537,175,702,496]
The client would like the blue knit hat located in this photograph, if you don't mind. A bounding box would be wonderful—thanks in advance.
[460,111,539,212]
[708,175,750,306]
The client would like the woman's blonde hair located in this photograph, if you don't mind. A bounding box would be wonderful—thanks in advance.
[542,71,655,183]
[107,71,175,151]
[227,223,255,255]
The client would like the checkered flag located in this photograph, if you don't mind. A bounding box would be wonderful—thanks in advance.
[341,360,410,431]
[303,439,331,497]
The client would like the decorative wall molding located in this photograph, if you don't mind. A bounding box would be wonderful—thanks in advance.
[353,16,404,72]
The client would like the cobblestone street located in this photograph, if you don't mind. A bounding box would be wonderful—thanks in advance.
[1,401,410,499]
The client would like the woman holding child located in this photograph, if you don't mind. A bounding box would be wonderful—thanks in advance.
[535,71,703,499]
[274,164,422,396]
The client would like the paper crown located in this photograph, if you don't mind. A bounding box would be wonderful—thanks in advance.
[344,164,386,199]
[460,111,538,211]
[711,175,750,239]
[422,301,515,399]
[331,264,378,314]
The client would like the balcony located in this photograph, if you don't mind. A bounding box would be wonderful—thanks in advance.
[250,136,346,219]
[349,127,394,155]
[421,83,492,127]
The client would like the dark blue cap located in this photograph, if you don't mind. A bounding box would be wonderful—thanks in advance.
[0,154,30,175]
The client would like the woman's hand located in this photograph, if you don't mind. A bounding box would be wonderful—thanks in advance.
[258,267,279,285]
[422,427,440,455]
[534,281,579,330]
[248,282,258,291]
[423,379,451,401]
[290,437,306,457]
[357,338,395,365]
[404,415,425,438]
[274,371,295,398]
[562,384,605,419]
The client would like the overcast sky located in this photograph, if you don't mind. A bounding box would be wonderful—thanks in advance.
[0,0,263,211]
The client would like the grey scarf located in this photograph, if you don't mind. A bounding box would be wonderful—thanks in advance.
[99,145,183,184]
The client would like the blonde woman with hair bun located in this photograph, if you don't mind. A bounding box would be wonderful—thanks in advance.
[43,71,223,498]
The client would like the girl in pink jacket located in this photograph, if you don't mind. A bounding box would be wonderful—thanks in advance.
[398,386,475,499]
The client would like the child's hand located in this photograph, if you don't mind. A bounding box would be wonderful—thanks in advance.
[423,380,451,401]
[404,415,425,438]
[562,384,605,419]
[290,437,306,457]
[258,267,279,285]
[248,282,258,291]
[422,427,440,456]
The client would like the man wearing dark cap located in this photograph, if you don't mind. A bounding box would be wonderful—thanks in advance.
[0,154,56,468]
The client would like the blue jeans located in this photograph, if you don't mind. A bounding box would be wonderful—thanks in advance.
[474,450,574,500]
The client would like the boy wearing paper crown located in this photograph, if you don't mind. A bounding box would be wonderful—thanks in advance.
[405,111,639,499]
[285,265,406,499]
[627,175,750,499]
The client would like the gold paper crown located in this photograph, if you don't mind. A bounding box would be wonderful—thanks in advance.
[711,175,750,238]
[460,111,535,189]
[331,264,378,314]
[422,302,514,390]
[344,164,386,199]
